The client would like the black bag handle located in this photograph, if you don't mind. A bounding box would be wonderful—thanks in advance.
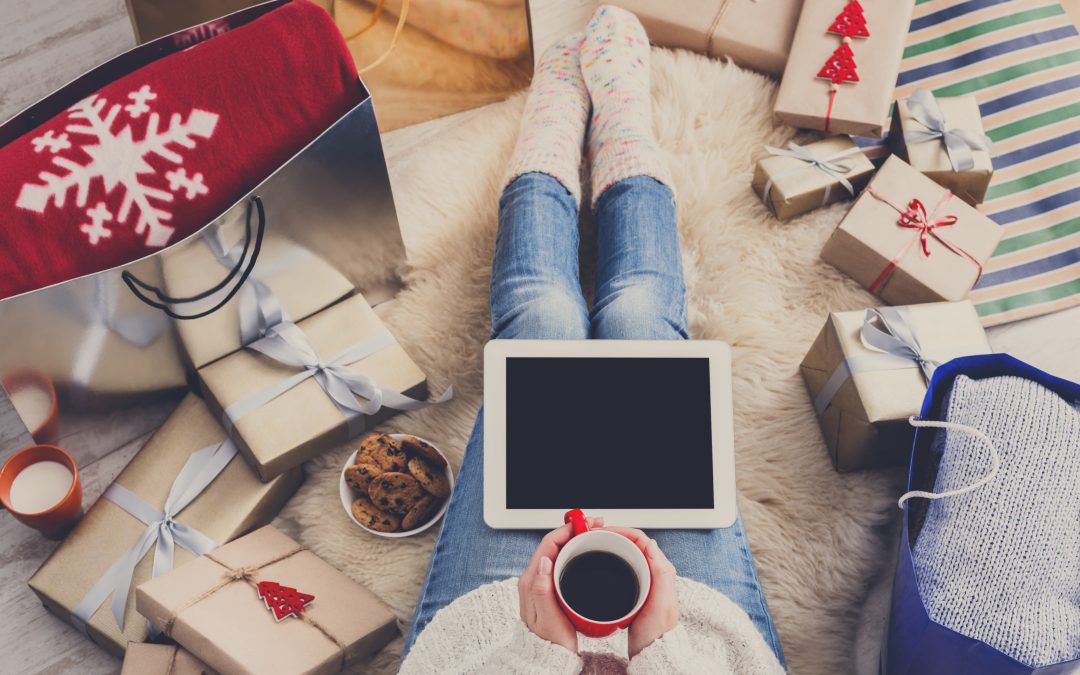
[122,195,267,320]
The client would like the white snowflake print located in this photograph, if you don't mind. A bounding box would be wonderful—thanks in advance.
[16,86,219,248]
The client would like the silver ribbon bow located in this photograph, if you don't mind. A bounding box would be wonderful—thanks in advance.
[904,88,995,172]
[224,321,452,436]
[71,440,236,633]
[762,142,863,209]
[813,306,940,415]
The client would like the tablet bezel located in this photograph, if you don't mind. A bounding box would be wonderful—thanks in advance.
[483,340,737,530]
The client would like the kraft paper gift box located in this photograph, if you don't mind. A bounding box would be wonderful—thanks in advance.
[775,0,916,137]
[891,89,995,206]
[799,301,991,471]
[610,0,803,76]
[198,293,429,481]
[751,135,875,220]
[160,218,354,369]
[122,643,216,675]
[27,395,302,657]
[136,525,398,675]
[821,156,1003,306]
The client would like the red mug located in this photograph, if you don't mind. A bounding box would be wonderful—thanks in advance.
[0,445,83,539]
[554,509,651,638]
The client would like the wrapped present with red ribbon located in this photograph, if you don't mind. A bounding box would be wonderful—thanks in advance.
[821,156,1003,306]
[775,0,915,137]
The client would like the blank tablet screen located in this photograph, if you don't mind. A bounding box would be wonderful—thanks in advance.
[505,357,715,509]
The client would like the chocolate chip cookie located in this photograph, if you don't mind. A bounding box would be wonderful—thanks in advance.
[407,456,451,499]
[344,462,383,493]
[351,495,400,532]
[367,471,425,516]
[399,435,447,470]
[357,434,408,473]
[401,494,442,531]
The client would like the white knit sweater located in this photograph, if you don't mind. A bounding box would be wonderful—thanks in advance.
[399,577,785,674]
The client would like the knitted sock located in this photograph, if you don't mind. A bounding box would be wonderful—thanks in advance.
[581,5,671,209]
[503,33,589,205]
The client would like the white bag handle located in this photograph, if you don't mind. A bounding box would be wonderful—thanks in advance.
[897,416,1002,509]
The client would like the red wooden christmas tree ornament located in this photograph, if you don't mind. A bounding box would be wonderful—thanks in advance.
[817,42,860,85]
[257,580,315,622]
[828,1,870,39]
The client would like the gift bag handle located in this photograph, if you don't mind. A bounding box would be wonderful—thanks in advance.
[121,195,266,321]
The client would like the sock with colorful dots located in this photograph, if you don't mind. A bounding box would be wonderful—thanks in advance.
[581,5,672,209]
[503,33,590,205]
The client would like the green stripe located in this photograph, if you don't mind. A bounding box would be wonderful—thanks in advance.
[995,215,1080,254]
[987,101,1080,142]
[932,49,1080,96]
[904,5,1066,59]
[976,275,1080,316]
[986,157,1080,199]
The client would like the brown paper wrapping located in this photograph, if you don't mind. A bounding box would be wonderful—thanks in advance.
[751,136,875,220]
[610,0,803,75]
[160,224,354,369]
[28,395,302,657]
[136,526,398,675]
[122,643,217,675]
[198,294,427,481]
[799,300,991,471]
[891,93,994,205]
[126,0,334,43]
[775,0,916,137]
[821,155,1003,305]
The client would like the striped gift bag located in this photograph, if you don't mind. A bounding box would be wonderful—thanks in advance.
[864,0,1080,326]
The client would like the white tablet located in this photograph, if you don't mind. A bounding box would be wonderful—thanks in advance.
[483,340,737,530]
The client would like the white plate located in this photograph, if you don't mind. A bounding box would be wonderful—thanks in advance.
[339,433,454,538]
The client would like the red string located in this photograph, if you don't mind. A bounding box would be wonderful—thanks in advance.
[824,89,837,132]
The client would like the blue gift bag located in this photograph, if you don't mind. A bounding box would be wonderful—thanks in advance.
[883,354,1080,675]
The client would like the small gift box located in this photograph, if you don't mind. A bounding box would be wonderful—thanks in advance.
[775,0,916,137]
[610,0,803,75]
[122,643,216,675]
[799,300,991,471]
[821,155,1003,305]
[136,525,398,675]
[27,395,302,656]
[891,89,995,206]
[160,216,354,369]
[751,136,875,220]
[199,293,444,481]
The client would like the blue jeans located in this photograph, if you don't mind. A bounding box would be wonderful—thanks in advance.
[403,174,785,665]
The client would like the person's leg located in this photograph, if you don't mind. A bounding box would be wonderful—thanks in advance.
[404,34,591,656]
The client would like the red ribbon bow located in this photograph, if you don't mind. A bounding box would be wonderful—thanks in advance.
[897,198,959,257]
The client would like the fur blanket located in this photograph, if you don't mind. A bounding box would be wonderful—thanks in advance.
[278,47,906,674]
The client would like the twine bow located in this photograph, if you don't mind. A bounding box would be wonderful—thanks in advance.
[813,306,940,415]
[71,441,236,633]
[904,88,995,172]
[762,142,862,208]
[897,198,959,257]
[223,321,452,437]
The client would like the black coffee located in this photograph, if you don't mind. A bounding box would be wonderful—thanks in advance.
[559,551,639,622]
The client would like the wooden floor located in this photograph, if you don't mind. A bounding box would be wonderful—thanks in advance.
[2,2,1080,674]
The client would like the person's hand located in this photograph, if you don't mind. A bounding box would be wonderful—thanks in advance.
[518,516,604,654]
[602,527,680,658]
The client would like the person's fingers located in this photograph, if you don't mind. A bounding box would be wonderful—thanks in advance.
[600,526,651,553]
[645,539,678,600]
[530,556,566,624]
[523,517,605,578]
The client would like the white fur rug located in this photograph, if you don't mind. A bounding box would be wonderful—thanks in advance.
[279,48,909,674]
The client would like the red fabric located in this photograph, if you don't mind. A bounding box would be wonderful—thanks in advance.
[0,0,362,299]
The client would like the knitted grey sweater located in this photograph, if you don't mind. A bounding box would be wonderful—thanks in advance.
[913,375,1080,667]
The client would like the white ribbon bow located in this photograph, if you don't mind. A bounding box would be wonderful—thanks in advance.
[762,142,864,209]
[904,88,995,172]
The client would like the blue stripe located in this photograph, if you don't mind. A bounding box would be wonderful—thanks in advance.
[994,130,1080,169]
[909,0,1014,33]
[976,245,1080,286]
[980,74,1080,116]
[989,185,1080,225]
[897,26,1077,86]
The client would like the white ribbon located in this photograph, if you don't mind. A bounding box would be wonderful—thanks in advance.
[224,321,452,437]
[762,142,864,209]
[904,88,995,172]
[813,306,941,416]
[897,416,1002,509]
[71,440,237,633]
